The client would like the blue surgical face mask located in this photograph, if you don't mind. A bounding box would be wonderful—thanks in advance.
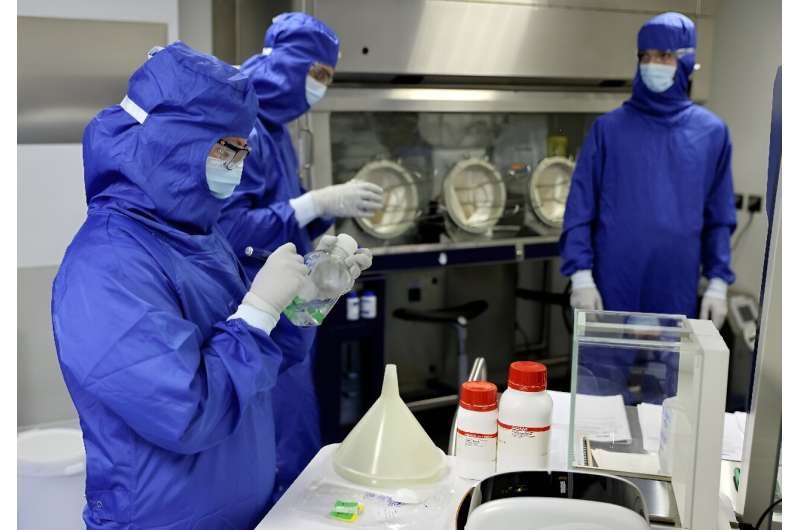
[206,157,242,199]
[305,75,327,106]
[639,63,677,93]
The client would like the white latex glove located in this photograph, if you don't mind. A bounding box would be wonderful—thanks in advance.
[314,234,338,252]
[309,180,384,218]
[315,235,373,281]
[229,242,308,333]
[570,270,604,311]
[700,278,728,329]
[346,249,373,281]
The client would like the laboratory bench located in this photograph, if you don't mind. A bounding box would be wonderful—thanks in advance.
[257,390,742,529]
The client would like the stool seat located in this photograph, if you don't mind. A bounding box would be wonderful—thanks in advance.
[393,300,488,325]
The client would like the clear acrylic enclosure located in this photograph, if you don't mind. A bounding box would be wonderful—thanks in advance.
[569,310,706,527]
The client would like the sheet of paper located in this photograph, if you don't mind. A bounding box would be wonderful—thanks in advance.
[591,448,661,475]
[636,403,662,453]
[722,411,747,461]
[548,390,572,425]
[573,394,632,443]
[549,392,747,463]
[637,402,746,461]
[548,423,569,471]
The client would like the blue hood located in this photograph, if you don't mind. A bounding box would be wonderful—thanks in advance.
[240,12,339,125]
[83,41,258,233]
[627,12,696,118]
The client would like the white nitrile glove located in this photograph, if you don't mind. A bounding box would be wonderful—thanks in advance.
[314,234,338,252]
[309,180,384,219]
[570,270,604,311]
[700,278,728,329]
[229,242,308,334]
[346,248,373,281]
[314,235,373,281]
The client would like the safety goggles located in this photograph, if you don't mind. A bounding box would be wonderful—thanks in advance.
[637,47,695,63]
[308,62,335,86]
[209,140,251,170]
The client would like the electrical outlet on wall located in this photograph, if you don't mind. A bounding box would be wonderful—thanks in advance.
[408,286,422,302]
[747,195,763,213]
[734,193,744,210]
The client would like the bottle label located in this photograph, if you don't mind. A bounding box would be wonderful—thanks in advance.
[456,427,497,463]
[497,420,550,467]
[497,420,551,435]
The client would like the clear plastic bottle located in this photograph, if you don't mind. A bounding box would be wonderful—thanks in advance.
[283,234,358,327]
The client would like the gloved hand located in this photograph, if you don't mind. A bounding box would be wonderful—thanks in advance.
[314,234,338,252]
[309,180,384,218]
[346,249,373,281]
[570,270,604,311]
[315,234,374,281]
[700,278,728,328]
[242,242,308,322]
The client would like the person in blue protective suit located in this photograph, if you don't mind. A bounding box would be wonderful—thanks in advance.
[51,42,312,529]
[218,12,380,501]
[561,13,736,404]
[561,12,736,327]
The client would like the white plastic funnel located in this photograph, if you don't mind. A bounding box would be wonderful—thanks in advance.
[333,364,448,487]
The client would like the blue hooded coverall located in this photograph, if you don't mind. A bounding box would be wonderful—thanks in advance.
[218,13,340,501]
[52,42,294,529]
[560,12,736,318]
[560,13,736,404]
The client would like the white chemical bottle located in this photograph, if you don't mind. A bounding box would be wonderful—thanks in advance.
[455,381,498,480]
[496,361,552,472]
[360,290,377,319]
[346,291,360,321]
[283,234,358,327]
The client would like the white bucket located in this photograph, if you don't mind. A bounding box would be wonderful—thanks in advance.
[18,427,86,530]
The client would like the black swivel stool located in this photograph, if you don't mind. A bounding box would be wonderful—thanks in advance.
[393,300,489,390]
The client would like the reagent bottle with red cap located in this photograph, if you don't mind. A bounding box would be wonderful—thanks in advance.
[496,361,553,471]
[455,381,498,480]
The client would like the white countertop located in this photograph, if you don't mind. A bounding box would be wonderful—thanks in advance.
[255,444,472,530]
